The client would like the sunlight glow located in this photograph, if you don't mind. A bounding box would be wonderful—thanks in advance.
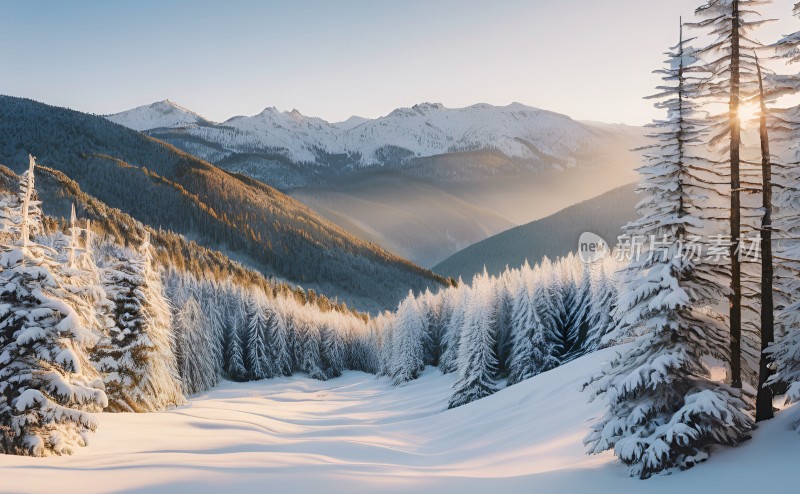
[738,102,761,128]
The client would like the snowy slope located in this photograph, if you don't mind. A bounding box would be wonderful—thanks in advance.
[2,346,797,493]
[107,101,644,167]
[106,100,211,131]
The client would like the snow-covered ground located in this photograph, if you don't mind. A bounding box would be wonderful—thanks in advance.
[2,347,798,493]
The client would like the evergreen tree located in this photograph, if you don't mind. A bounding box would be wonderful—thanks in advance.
[584,25,752,478]
[298,315,327,380]
[438,281,465,374]
[448,276,499,408]
[222,285,248,382]
[269,297,293,377]
[586,264,619,352]
[765,4,800,420]
[321,317,346,379]
[507,271,557,385]
[689,0,772,389]
[245,292,272,380]
[175,295,217,394]
[0,158,107,456]
[389,291,426,384]
[94,234,183,412]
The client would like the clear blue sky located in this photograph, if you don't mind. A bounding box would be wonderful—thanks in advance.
[0,0,796,124]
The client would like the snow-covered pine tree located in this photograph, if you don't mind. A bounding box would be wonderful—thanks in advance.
[419,288,443,367]
[320,315,346,378]
[377,312,396,377]
[493,267,518,375]
[438,280,465,374]
[298,313,327,380]
[245,291,273,380]
[765,4,800,419]
[198,279,225,381]
[347,313,380,373]
[689,0,772,389]
[94,233,183,412]
[389,290,427,384]
[175,295,218,394]
[0,158,107,455]
[448,273,499,409]
[565,262,593,362]
[547,258,578,363]
[222,285,248,382]
[507,268,557,385]
[269,296,293,377]
[584,24,752,478]
[585,264,618,352]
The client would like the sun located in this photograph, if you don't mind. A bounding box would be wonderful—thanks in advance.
[738,102,761,127]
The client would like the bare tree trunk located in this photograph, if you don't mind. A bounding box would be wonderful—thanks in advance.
[755,57,774,421]
[729,0,743,389]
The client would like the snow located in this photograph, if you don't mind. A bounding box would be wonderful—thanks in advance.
[1,346,797,493]
[106,100,641,167]
[106,100,210,132]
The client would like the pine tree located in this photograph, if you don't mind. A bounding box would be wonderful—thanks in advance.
[507,269,557,385]
[175,295,217,394]
[438,281,465,374]
[448,276,499,408]
[689,0,772,389]
[199,279,225,381]
[245,292,272,380]
[389,291,426,384]
[494,267,517,375]
[222,285,248,381]
[547,259,578,362]
[765,3,800,420]
[321,317,346,379]
[586,264,619,352]
[0,158,107,456]
[269,297,293,377]
[753,55,776,421]
[298,315,327,380]
[94,234,183,412]
[584,25,752,478]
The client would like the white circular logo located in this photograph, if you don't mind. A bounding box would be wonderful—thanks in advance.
[578,232,609,264]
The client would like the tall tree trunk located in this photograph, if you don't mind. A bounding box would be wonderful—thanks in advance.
[755,56,774,421]
[729,0,743,389]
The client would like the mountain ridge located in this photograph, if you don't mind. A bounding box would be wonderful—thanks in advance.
[0,95,447,312]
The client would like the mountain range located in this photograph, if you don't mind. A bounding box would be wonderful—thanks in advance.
[0,96,447,312]
[107,100,646,266]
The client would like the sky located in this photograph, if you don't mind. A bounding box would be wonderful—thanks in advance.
[1,0,798,125]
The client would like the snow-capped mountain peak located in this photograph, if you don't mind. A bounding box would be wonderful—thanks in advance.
[106,100,644,168]
[106,99,210,131]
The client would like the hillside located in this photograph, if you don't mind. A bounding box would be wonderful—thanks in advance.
[434,183,639,279]
[1,347,796,493]
[0,96,447,311]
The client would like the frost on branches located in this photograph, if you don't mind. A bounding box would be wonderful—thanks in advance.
[92,234,184,412]
[583,26,752,478]
[0,157,107,456]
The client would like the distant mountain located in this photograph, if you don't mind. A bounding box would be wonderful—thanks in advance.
[0,96,447,312]
[108,100,645,266]
[107,100,211,131]
[433,183,639,280]
[107,100,646,185]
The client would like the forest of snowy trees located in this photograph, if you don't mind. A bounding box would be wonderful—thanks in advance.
[4,1,800,484]
[583,0,800,479]
[0,156,622,456]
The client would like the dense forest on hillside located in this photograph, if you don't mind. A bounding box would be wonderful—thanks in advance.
[0,96,448,311]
